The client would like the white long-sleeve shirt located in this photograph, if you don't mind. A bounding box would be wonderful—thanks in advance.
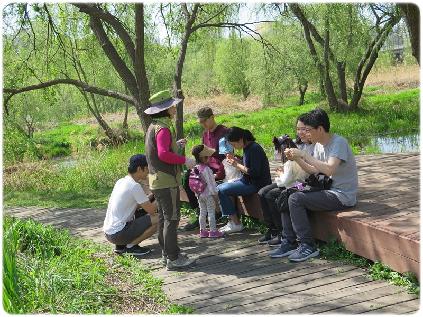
[196,164,218,198]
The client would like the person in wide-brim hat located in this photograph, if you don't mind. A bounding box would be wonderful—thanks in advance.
[144,90,182,115]
[144,89,197,270]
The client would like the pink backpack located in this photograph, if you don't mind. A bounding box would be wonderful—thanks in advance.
[188,166,207,195]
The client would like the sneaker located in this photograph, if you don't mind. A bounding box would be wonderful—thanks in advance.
[267,234,282,247]
[269,239,298,258]
[114,244,126,254]
[167,254,196,270]
[220,222,244,234]
[199,229,209,238]
[258,230,272,244]
[209,230,225,238]
[181,218,199,231]
[288,243,319,262]
[218,221,233,232]
[123,245,151,256]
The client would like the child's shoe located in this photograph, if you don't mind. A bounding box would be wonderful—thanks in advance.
[199,229,209,238]
[209,230,225,238]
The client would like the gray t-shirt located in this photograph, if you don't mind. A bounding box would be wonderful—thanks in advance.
[313,134,358,206]
[298,142,315,156]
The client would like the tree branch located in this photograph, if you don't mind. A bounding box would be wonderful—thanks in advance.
[88,16,139,99]
[72,3,136,65]
[4,79,136,108]
[289,3,337,63]
[160,4,174,52]
[195,4,230,26]
[191,21,279,53]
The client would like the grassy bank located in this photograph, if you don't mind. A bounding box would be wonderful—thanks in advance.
[2,216,192,314]
[3,88,419,209]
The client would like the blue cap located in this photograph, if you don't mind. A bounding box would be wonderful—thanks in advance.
[218,137,234,154]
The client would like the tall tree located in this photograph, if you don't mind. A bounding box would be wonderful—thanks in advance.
[398,3,420,65]
[4,3,152,132]
[289,3,401,111]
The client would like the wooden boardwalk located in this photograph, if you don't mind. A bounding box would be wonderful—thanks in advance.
[3,153,420,313]
[309,153,420,278]
[231,153,420,277]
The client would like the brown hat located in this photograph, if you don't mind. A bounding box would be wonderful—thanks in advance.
[192,144,215,161]
[197,107,214,119]
[199,145,215,157]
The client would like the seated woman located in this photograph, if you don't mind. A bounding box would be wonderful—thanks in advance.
[217,127,272,234]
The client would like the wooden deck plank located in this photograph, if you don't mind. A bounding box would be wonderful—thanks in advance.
[166,262,341,304]
[363,299,420,314]
[288,285,408,314]
[193,265,361,313]
[321,289,419,314]
[230,278,390,314]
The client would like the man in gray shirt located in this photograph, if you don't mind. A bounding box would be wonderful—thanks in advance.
[272,108,358,262]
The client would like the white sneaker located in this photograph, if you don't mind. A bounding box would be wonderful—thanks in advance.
[221,222,244,233]
[219,221,233,232]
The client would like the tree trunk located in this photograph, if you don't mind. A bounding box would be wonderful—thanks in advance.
[399,3,420,65]
[123,102,129,130]
[173,4,199,142]
[350,15,400,110]
[134,3,152,133]
[336,61,348,103]
[79,88,120,144]
[298,82,308,105]
[323,19,339,111]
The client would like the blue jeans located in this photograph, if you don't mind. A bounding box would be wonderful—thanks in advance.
[217,180,257,216]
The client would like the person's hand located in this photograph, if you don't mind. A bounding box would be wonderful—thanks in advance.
[284,148,302,161]
[226,156,238,167]
[275,167,284,176]
[148,193,155,203]
[176,138,187,148]
[226,153,234,160]
[185,157,196,169]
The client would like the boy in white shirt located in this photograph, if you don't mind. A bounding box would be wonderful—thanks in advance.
[103,154,158,256]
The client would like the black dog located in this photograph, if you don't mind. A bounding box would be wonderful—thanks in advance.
[273,134,297,163]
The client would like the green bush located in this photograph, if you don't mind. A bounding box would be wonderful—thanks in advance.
[3,119,40,165]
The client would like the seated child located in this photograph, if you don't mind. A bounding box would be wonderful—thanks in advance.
[189,144,225,238]
[218,137,242,183]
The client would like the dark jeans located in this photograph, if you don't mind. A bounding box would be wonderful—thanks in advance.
[282,190,349,246]
[217,180,257,216]
[258,183,284,234]
[153,187,181,261]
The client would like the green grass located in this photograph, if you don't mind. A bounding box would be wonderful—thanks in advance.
[319,239,420,296]
[3,140,145,208]
[32,123,98,159]
[181,88,420,157]
[2,216,193,314]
